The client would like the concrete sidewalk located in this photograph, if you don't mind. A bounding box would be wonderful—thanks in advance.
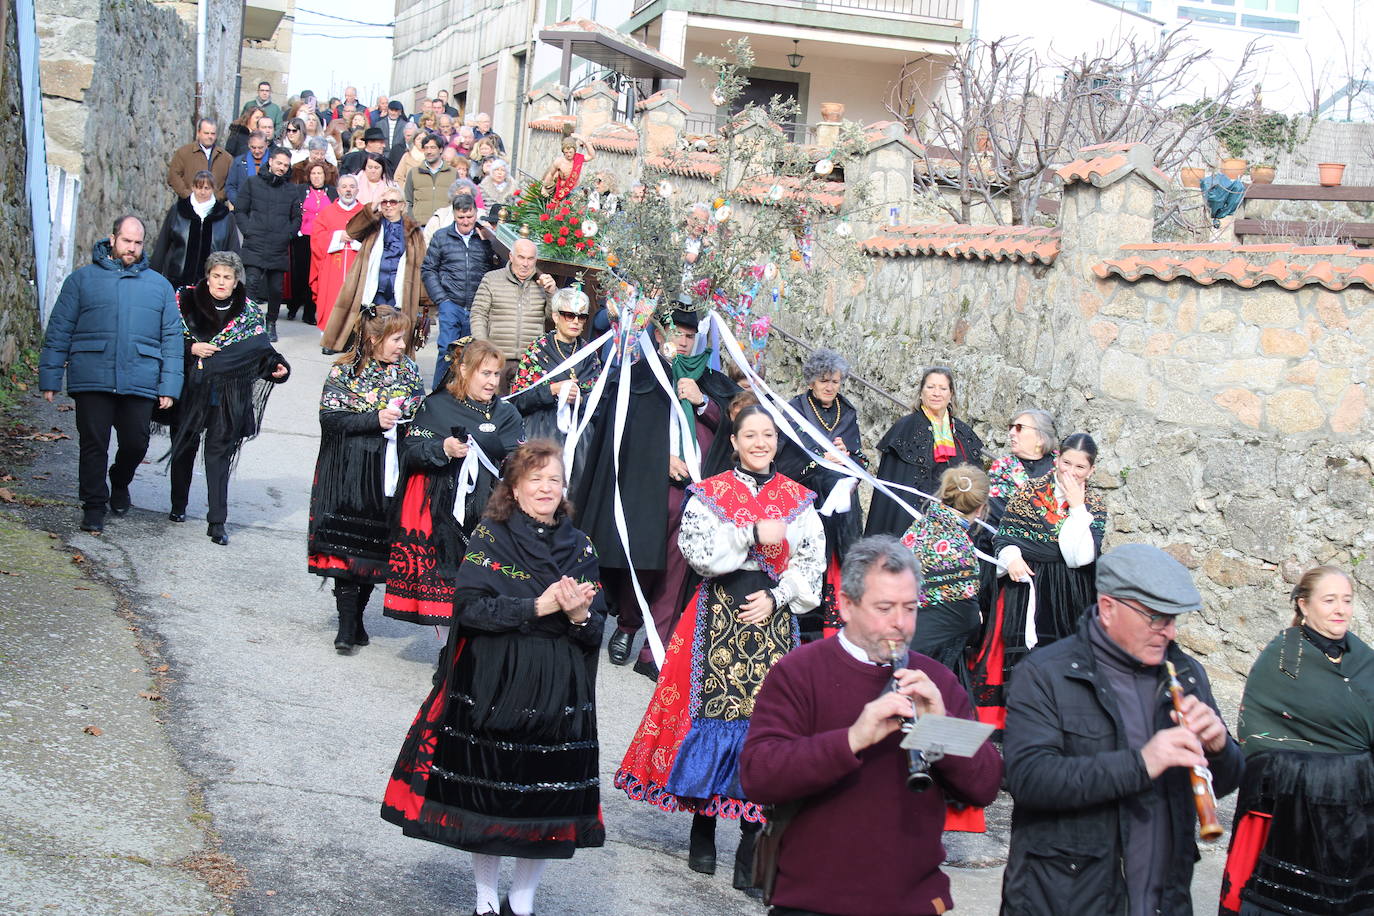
[0,514,229,915]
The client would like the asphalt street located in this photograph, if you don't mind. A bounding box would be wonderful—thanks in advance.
[10,314,1230,914]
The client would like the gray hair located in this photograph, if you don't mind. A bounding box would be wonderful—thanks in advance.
[450,190,476,210]
[840,535,921,603]
[337,173,359,189]
[306,136,330,152]
[1011,407,1057,456]
[488,158,508,172]
[802,348,849,384]
[204,250,245,283]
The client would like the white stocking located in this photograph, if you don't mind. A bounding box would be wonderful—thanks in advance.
[506,857,549,915]
[470,852,501,914]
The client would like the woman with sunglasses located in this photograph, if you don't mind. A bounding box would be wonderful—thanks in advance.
[507,287,602,485]
[986,408,1057,529]
[321,184,428,355]
[969,431,1107,735]
[282,117,309,163]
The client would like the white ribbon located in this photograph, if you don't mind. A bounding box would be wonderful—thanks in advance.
[452,437,502,526]
[819,477,857,517]
[383,426,400,497]
[639,329,702,483]
[1024,579,1039,650]
[500,329,612,403]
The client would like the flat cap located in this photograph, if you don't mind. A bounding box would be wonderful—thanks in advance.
[1096,543,1202,615]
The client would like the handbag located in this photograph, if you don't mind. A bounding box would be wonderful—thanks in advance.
[752,799,806,906]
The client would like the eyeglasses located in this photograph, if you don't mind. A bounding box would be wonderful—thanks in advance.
[379,199,403,206]
[556,311,587,321]
[286,127,301,133]
[1009,422,1029,432]
[1117,598,1179,632]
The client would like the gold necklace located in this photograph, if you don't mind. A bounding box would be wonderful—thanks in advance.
[807,393,841,433]
[462,397,494,420]
[551,336,576,362]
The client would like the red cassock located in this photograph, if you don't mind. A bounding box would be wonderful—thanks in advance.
[309,201,363,331]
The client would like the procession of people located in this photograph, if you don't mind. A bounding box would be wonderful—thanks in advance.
[33,85,1372,916]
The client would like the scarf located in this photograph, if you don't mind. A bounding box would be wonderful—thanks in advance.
[671,349,711,457]
[190,194,216,220]
[994,470,1107,564]
[319,356,424,417]
[924,405,956,463]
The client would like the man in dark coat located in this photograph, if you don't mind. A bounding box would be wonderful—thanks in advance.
[225,131,271,205]
[339,127,386,177]
[234,149,303,341]
[420,191,497,387]
[571,308,739,678]
[39,216,184,532]
[150,171,238,288]
[1000,543,1245,916]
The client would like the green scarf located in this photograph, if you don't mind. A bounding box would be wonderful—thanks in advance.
[671,349,711,458]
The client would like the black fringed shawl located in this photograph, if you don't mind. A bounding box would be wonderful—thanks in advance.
[452,511,607,739]
[162,282,289,471]
[993,471,1107,564]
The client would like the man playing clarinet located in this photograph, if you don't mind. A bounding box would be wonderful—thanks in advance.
[1000,543,1245,915]
[740,535,1003,916]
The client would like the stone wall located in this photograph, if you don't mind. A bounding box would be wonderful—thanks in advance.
[1,0,40,367]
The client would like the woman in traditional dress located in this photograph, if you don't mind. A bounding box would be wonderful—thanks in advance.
[866,366,984,538]
[382,440,606,916]
[507,288,601,483]
[985,407,1057,529]
[308,305,424,653]
[902,465,989,681]
[165,252,289,544]
[776,348,868,640]
[1220,567,1374,916]
[969,432,1106,733]
[384,340,524,626]
[616,405,825,893]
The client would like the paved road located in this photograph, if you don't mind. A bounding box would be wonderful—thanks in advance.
[14,315,1232,914]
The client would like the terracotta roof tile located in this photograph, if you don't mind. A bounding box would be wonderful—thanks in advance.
[1094,242,1374,291]
[860,223,1061,264]
[528,115,577,132]
[634,89,691,113]
[643,151,723,179]
[733,176,845,212]
[1057,142,1171,192]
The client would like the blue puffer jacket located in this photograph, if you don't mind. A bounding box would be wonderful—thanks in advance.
[39,240,185,399]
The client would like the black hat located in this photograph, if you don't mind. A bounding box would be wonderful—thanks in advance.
[299,89,315,100]
[362,127,386,143]
[388,100,405,112]
[670,307,699,330]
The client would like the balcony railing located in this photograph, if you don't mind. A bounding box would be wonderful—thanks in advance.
[633,0,963,24]
[683,112,819,145]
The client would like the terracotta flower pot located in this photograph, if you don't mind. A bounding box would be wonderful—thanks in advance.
[1251,165,1276,184]
[1180,167,1205,188]
[1318,162,1346,187]
[819,102,845,122]
[1220,157,1248,180]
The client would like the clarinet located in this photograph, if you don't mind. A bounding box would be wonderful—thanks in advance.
[885,640,935,792]
[1164,660,1224,841]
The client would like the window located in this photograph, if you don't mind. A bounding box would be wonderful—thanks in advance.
[1179,0,1299,32]
[1241,12,1299,30]
[1178,4,1235,25]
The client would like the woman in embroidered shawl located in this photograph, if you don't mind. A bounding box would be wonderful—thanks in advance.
[985,407,1057,530]
[969,432,1106,734]
[308,305,424,653]
[507,287,602,486]
[385,339,524,625]
[382,441,606,916]
[866,366,984,539]
[616,405,825,893]
[165,252,289,544]
[1220,567,1374,916]
[776,348,868,640]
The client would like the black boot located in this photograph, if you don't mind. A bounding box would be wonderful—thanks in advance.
[109,472,131,515]
[334,582,359,653]
[354,584,374,647]
[734,818,762,893]
[207,522,229,545]
[688,813,717,875]
[267,320,278,342]
[80,507,105,533]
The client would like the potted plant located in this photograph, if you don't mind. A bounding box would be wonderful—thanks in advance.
[1251,162,1277,184]
[1180,166,1206,188]
[1318,162,1346,186]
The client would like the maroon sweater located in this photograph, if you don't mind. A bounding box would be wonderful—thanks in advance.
[740,636,1003,916]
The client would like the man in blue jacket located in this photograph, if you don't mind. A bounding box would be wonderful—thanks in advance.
[39,216,184,533]
[225,131,270,207]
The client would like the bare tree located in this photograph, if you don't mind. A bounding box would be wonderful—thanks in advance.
[891,29,1264,233]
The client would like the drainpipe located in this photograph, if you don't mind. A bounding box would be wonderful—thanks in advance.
[194,0,208,123]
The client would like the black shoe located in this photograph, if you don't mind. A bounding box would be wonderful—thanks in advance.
[80,508,105,533]
[109,488,131,515]
[734,820,760,890]
[268,321,278,342]
[334,583,359,653]
[688,813,717,875]
[168,511,186,523]
[321,347,337,355]
[207,523,229,545]
[286,306,300,322]
[499,901,534,916]
[608,629,634,665]
[632,658,660,682]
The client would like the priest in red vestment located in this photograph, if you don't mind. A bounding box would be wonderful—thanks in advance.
[309,172,364,340]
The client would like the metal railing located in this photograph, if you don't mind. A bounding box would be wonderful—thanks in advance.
[682,112,819,146]
[634,0,962,22]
